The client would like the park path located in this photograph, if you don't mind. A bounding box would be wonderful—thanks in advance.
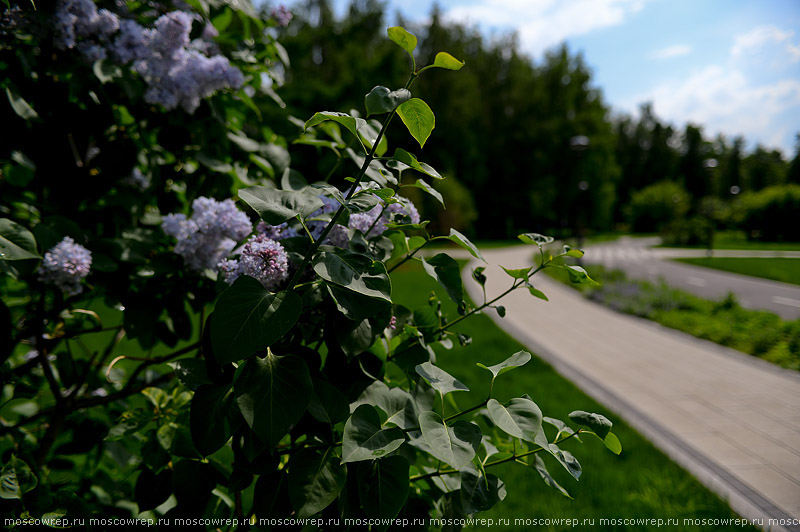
[465,246,800,532]
[582,236,800,320]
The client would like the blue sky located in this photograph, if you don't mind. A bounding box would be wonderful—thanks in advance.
[288,0,800,155]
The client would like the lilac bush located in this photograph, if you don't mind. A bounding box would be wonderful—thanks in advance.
[38,236,92,296]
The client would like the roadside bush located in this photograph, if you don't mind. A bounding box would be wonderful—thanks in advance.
[734,184,800,241]
[1,5,618,528]
[626,180,690,233]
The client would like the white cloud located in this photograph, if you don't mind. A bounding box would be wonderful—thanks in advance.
[731,24,800,61]
[649,44,692,60]
[626,65,800,152]
[444,0,646,55]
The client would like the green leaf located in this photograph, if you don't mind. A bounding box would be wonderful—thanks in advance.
[305,112,368,146]
[93,59,122,84]
[569,410,613,439]
[238,186,324,225]
[472,266,487,286]
[254,471,291,518]
[486,397,544,444]
[211,278,303,364]
[532,455,572,499]
[387,26,417,65]
[5,87,38,121]
[357,456,409,519]
[560,264,600,287]
[135,467,172,511]
[527,284,549,301]
[562,245,585,258]
[0,219,40,261]
[346,191,381,214]
[234,352,312,447]
[421,253,463,305]
[518,233,554,246]
[392,148,442,179]
[604,432,623,455]
[351,381,415,430]
[190,384,240,456]
[326,284,392,321]
[396,99,435,149]
[313,247,391,301]
[404,179,444,207]
[418,412,481,469]
[443,229,485,262]
[168,359,211,391]
[308,379,350,425]
[415,362,469,396]
[106,408,152,441]
[0,456,37,499]
[460,469,506,514]
[501,265,531,280]
[227,130,263,152]
[342,405,406,463]
[431,51,465,71]
[289,448,347,518]
[548,444,582,480]
[365,86,412,116]
[476,351,531,379]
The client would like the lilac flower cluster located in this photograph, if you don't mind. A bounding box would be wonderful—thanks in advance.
[54,0,119,55]
[38,237,93,296]
[270,5,292,27]
[308,194,349,247]
[53,1,245,113]
[219,234,289,291]
[162,197,252,272]
[256,221,300,241]
[349,195,420,237]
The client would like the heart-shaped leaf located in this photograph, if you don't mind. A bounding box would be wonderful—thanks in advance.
[418,412,481,469]
[211,278,303,364]
[357,456,409,519]
[313,247,391,301]
[289,448,346,518]
[460,469,506,514]
[421,253,463,305]
[387,26,417,65]
[486,397,544,445]
[392,148,442,179]
[415,362,469,397]
[304,111,368,145]
[477,351,531,380]
[234,351,312,447]
[341,404,406,463]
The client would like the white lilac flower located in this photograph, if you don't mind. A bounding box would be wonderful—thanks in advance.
[39,236,92,296]
[349,195,420,237]
[219,234,289,291]
[162,197,252,272]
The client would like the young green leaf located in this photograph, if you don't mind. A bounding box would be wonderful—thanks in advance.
[392,148,442,179]
[486,397,544,444]
[387,26,417,66]
[501,265,531,280]
[518,233,554,246]
[304,111,368,145]
[431,51,465,71]
[531,455,573,499]
[396,99,435,148]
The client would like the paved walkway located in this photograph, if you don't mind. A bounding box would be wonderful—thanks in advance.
[466,246,800,532]
[582,237,800,320]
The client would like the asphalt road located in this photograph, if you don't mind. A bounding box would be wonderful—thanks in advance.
[581,237,800,320]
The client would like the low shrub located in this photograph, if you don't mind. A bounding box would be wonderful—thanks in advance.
[734,184,800,241]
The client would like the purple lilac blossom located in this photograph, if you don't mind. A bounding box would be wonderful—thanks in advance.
[308,194,350,247]
[54,0,119,52]
[270,5,292,27]
[256,221,301,241]
[349,195,420,237]
[162,197,252,272]
[39,236,92,296]
[219,234,289,291]
[123,168,150,189]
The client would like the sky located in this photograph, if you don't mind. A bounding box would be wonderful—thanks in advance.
[290,0,800,156]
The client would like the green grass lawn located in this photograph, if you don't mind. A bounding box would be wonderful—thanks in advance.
[675,257,800,286]
[658,230,800,251]
[391,262,752,531]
